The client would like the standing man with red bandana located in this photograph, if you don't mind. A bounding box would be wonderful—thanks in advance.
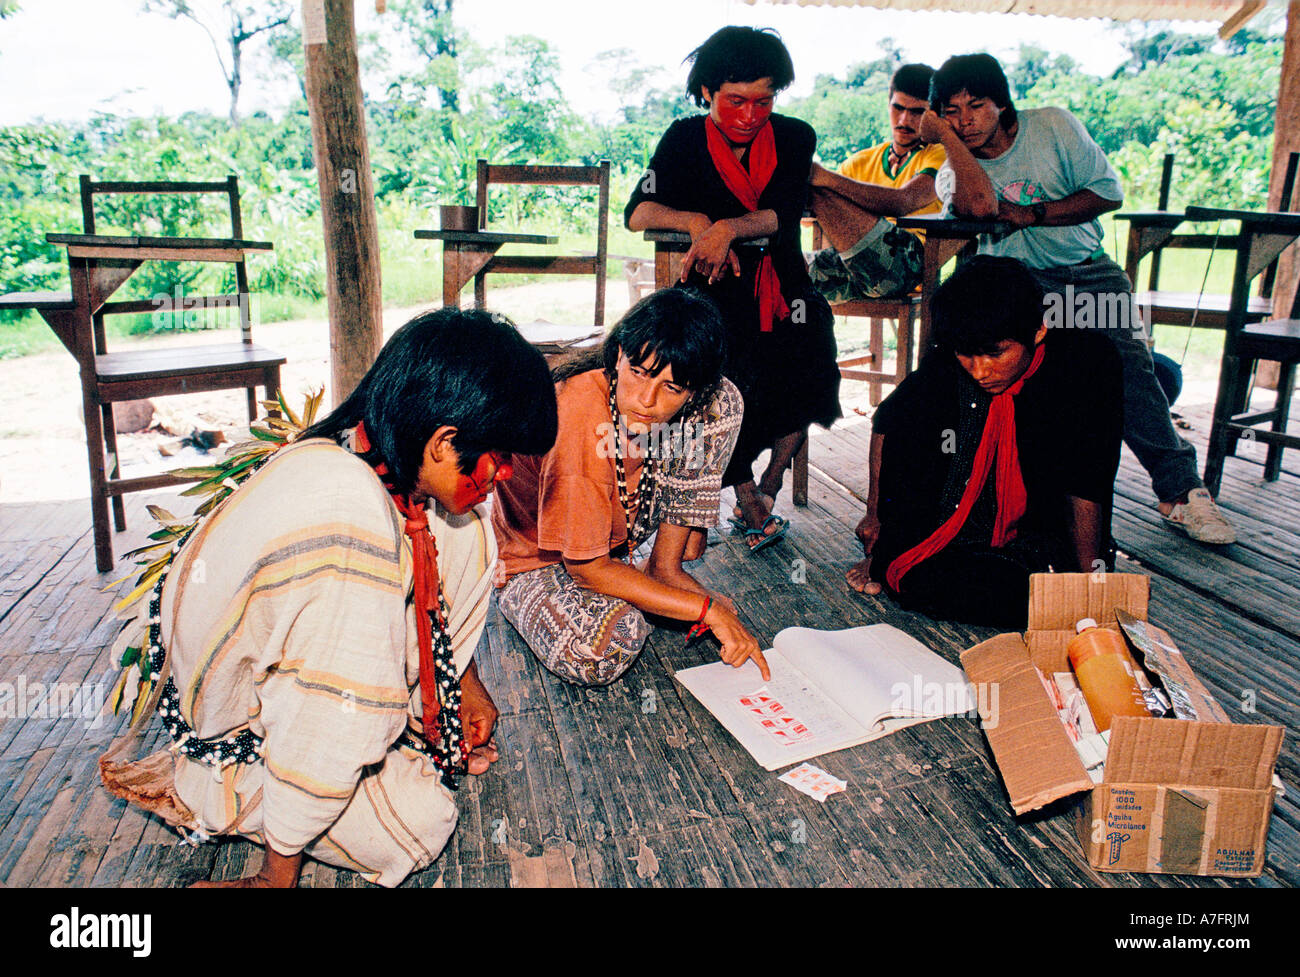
[626,26,841,551]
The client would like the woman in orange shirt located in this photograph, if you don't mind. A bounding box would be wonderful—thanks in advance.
[492,289,769,686]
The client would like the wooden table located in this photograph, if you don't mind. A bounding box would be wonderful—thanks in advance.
[3,232,275,572]
[894,215,1011,353]
[1115,209,1190,284]
[1115,208,1278,330]
[37,232,272,352]
[642,229,772,292]
[414,228,558,308]
[1183,206,1300,492]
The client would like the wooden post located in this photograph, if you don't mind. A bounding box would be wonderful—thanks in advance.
[1259,2,1300,390]
[302,0,383,404]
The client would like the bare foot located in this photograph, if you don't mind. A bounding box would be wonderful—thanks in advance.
[190,848,302,887]
[845,559,882,595]
[466,740,499,775]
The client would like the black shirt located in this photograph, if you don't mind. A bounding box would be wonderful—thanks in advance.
[870,330,1123,581]
[624,113,817,313]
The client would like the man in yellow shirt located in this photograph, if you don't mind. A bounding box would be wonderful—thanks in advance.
[808,63,945,300]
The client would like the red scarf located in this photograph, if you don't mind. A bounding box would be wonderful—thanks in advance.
[704,116,789,332]
[354,422,446,747]
[885,345,1046,592]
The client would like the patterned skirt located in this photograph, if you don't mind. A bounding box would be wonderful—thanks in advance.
[497,563,653,686]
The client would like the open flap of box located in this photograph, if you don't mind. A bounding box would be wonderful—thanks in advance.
[1105,716,1284,789]
[962,633,1093,815]
[1025,573,1150,669]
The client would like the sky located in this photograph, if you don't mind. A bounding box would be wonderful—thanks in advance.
[0,0,1246,126]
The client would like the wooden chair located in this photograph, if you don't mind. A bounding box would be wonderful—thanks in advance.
[1119,152,1298,331]
[787,217,921,507]
[78,175,281,570]
[471,159,611,330]
[1199,204,1300,494]
[1209,317,1300,486]
[805,215,919,406]
[622,256,656,306]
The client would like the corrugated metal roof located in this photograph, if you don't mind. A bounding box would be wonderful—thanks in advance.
[743,1,1267,38]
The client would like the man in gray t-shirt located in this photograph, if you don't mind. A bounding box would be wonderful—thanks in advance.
[919,53,1235,546]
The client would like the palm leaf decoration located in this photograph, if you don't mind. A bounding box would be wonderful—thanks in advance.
[107,390,324,721]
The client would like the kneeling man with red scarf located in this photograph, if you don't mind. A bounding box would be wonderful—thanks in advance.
[846,255,1123,628]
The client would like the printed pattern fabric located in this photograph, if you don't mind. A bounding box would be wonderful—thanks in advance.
[657,377,744,528]
[497,562,653,686]
[808,219,925,301]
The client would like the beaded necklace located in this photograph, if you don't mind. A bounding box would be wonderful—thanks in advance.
[608,375,659,557]
[140,429,468,793]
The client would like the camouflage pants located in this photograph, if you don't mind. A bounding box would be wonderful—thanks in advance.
[807,220,924,302]
[497,563,653,687]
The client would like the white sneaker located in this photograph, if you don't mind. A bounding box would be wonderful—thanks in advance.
[1161,488,1237,545]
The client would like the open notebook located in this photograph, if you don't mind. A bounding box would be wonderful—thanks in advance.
[675,624,975,771]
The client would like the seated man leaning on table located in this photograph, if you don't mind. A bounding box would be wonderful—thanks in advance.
[846,256,1123,629]
[806,62,945,301]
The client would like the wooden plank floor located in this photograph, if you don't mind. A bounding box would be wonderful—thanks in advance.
[1,392,1297,888]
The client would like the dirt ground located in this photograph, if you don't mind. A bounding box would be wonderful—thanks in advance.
[0,277,1220,505]
[0,280,627,504]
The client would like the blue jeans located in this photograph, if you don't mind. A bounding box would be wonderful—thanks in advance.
[1031,257,1201,503]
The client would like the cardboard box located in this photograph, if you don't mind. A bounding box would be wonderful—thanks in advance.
[961,573,1283,877]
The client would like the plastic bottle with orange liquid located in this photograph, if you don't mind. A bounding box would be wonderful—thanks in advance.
[1067,618,1151,732]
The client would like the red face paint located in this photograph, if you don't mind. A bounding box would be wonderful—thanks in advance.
[706,78,775,144]
[452,451,512,509]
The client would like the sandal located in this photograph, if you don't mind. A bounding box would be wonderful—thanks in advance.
[738,514,788,553]
[728,512,790,533]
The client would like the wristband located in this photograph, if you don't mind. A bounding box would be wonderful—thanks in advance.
[686,595,713,643]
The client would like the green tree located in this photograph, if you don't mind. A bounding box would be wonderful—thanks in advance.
[1024,34,1280,154]
[784,59,896,166]
[479,35,576,163]
[1114,26,1213,73]
[385,0,459,112]
[1008,43,1076,100]
[577,49,689,175]
[141,0,293,124]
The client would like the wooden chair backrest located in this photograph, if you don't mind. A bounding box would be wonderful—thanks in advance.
[78,174,253,352]
[1145,151,1299,302]
[474,159,611,325]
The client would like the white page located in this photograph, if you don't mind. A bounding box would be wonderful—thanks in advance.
[675,625,974,771]
[674,651,869,771]
[774,624,974,727]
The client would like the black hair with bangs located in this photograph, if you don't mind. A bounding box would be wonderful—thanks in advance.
[932,255,1044,356]
[301,307,558,493]
[930,53,1017,130]
[684,26,795,108]
[552,287,727,411]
